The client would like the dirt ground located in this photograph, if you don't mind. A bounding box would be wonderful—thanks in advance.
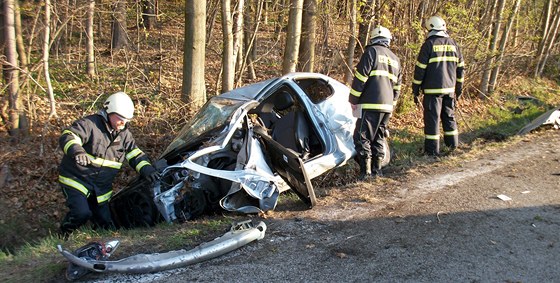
[76,129,560,282]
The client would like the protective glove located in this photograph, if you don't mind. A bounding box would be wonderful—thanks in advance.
[142,166,160,183]
[75,153,92,166]
[413,95,420,106]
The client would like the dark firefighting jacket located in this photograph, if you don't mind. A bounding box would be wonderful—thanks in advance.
[349,42,402,113]
[412,34,464,97]
[58,110,152,204]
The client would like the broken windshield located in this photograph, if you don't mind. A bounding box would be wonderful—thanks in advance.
[161,97,247,157]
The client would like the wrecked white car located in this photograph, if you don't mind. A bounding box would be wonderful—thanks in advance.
[110,72,389,228]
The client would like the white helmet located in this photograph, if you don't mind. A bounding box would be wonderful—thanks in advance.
[104,92,134,119]
[425,16,446,31]
[370,25,392,40]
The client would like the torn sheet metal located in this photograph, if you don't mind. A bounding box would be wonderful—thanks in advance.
[517,107,560,135]
[57,221,266,274]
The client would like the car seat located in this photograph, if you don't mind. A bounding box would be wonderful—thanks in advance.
[255,91,294,128]
[271,92,311,159]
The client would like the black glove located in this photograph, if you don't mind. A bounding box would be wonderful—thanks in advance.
[75,153,92,166]
[142,166,160,183]
[413,95,420,106]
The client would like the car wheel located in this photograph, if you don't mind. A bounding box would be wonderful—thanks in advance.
[116,190,157,228]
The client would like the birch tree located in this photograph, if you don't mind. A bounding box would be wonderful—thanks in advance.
[85,0,95,77]
[233,0,245,85]
[43,0,56,118]
[221,0,234,93]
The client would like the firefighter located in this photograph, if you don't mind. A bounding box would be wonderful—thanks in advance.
[349,26,402,179]
[412,16,465,156]
[58,92,159,236]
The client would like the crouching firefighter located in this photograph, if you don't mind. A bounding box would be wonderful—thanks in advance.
[58,92,160,236]
[349,25,402,180]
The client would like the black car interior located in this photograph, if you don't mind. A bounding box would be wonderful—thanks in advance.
[250,88,322,160]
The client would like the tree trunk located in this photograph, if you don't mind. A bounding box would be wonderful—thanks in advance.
[43,0,57,118]
[3,0,26,138]
[537,3,560,77]
[85,0,95,77]
[14,0,28,68]
[182,0,206,109]
[357,0,376,56]
[221,0,234,93]
[345,0,357,84]
[141,0,156,30]
[274,0,286,41]
[233,0,245,85]
[479,0,505,97]
[488,0,521,95]
[243,0,256,80]
[534,0,553,77]
[298,0,316,72]
[282,0,303,74]
[111,0,128,51]
[240,0,264,81]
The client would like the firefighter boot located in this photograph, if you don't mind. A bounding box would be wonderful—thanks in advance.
[372,156,383,178]
[358,157,372,181]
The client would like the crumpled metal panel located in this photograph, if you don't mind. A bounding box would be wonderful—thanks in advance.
[57,221,266,274]
[517,107,560,135]
[220,128,281,213]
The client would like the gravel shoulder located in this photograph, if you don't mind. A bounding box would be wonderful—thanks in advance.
[83,130,560,283]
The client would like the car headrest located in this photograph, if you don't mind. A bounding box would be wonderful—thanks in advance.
[275,91,294,111]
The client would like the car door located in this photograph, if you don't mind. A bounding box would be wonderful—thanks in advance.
[253,126,317,208]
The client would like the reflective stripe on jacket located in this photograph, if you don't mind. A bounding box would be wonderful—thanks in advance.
[58,110,151,203]
[349,43,402,113]
[412,35,464,96]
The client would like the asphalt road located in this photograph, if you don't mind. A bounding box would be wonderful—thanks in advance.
[84,130,560,283]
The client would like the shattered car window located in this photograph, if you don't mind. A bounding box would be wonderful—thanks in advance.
[162,97,246,157]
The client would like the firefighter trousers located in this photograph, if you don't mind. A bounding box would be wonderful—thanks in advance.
[353,110,391,160]
[60,184,114,235]
[422,94,458,155]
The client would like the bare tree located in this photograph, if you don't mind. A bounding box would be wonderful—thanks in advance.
[298,0,316,72]
[357,0,376,55]
[488,0,522,94]
[111,0,128,51]
[43,0,56,118]
[233,0,245,85]
[13,0,28,68]
[221,0,234,93]
[182,0,207,109]
[282,0,303,74]
[536,2,560,77]
[534,0,553,76]
[239,0,264,82]
[141,0,156,30]
[345,0,357,84]
[479,0,505,97]
[2,0,26,138]
[85,0,95,77]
